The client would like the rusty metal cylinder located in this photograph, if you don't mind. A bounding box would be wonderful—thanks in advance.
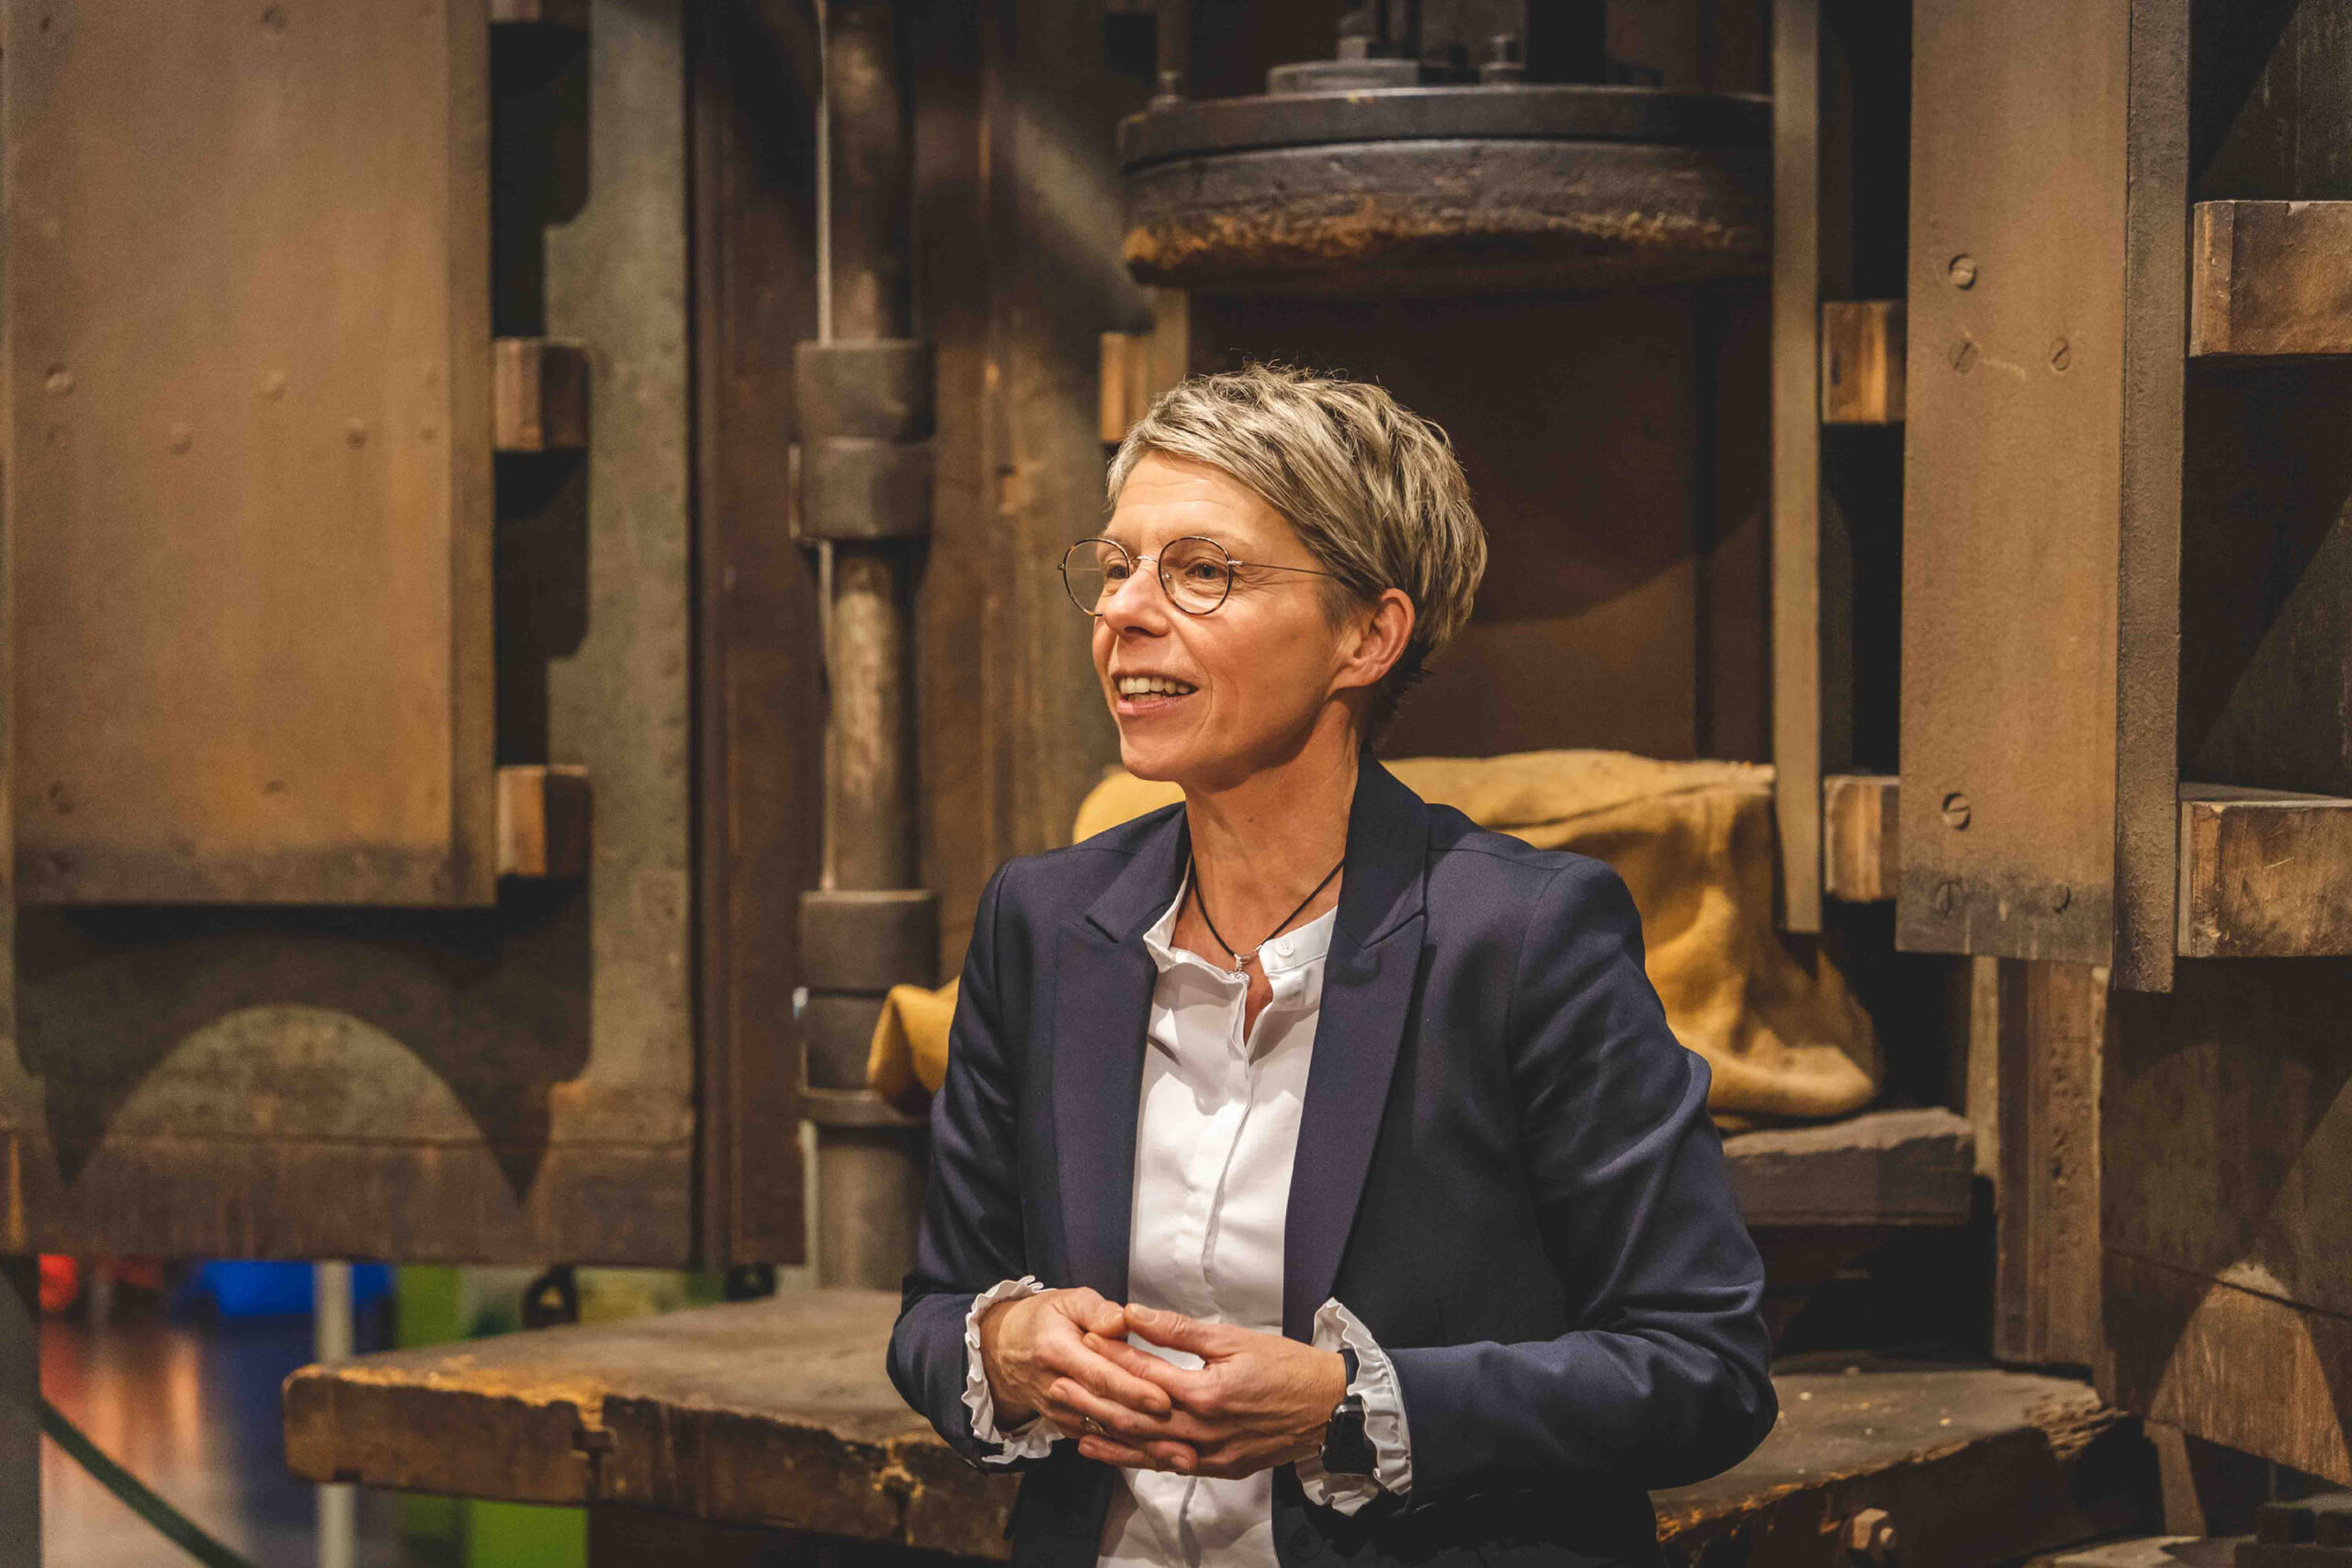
[803,0,932,1292]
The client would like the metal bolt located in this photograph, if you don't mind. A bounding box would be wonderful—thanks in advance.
[1949,337,1979,374]
[1939,792,1972,829]
[2048,884,2072,913]
[1844,1507,1897,1562]
[1948,255,1977,288]
[1933,879,1963,916]
[2050,339,2072,373]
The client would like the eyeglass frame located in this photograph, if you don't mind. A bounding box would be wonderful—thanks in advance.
[1058,534,1349,617]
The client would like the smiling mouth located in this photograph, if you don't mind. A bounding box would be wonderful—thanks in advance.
[1114,675,1197,704]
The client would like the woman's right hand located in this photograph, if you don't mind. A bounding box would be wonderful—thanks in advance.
[978,1287,1179,1438]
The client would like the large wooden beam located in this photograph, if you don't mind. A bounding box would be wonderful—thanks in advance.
[285,1291,2152,1562]
[2177,784,2352,958]
[2189,201,2352,359]
[1772,0,1826,934]
[1723,1107,1973,1227]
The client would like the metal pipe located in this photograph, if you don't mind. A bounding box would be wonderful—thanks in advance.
[313,1262,354,1568]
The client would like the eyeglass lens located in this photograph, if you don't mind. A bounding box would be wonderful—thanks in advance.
[1062,538,1233,615]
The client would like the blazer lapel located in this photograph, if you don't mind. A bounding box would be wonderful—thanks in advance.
[1282,754,1430,1340]
[1050,803,1187,1300]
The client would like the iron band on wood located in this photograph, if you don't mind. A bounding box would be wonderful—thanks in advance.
[792,339,934,442]
[798,888,938,993]
[796,437,934,541]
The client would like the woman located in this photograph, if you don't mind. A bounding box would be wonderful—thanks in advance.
[888,366,1777,1568]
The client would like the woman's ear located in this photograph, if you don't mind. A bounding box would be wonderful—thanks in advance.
[1333,588,1416,694]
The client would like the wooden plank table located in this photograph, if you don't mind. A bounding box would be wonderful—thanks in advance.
[286,1290,2148,1567]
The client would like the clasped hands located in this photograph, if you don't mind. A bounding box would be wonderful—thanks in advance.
[978,1287,1349,1479]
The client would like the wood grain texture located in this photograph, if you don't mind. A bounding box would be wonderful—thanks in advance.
[0,0,695,1267]
[1822,300,1904,423]
[1771,0,1825,932]
[690,0,823,1267]
[285,1291,2150,1565]
[2106,953,2352,1327]
[2111,0,2188,996]
[7,0,497,907]
[2190,202,2352,358]
[2177,784,2352,957]
[1824,772,1898,902]
[1900,0,2132,963]
[1722,1107,1973,1226]
[493,337,590,452]
[495,764,589,878]
[1994,960,2106,1368]
[2104,1252,2352,1487]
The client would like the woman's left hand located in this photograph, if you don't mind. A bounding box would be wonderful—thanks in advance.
[1069,1303,1348,1479]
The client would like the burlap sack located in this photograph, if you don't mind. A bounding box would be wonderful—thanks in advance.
[868,750,1879,1128]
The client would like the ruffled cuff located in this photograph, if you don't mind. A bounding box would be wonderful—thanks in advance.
[1295,1298,1413,1513]
[961,1276,1060,1463]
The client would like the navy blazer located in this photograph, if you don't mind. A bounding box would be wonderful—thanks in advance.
[888,754,1777,1568]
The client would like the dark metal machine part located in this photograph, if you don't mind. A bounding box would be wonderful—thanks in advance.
[1115,5,1770,299]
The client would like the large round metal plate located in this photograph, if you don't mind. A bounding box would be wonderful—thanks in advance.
[1117,85,1770,171]
[1123,136,1770,299]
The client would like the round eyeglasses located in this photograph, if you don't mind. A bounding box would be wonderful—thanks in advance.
[1059,536,1344,617]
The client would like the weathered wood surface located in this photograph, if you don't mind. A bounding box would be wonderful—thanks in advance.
[0,0,696,1267]
[7,0,496,907]
[2105,1253,2352,1488]
[2190,202,2352,358]
[1772,0,1825,934]
[1994,962,2105,1369]
[287,1292,2149,1565]
[1724,1107,1973,1227]
[1824,773,1897,903]
[1822,300,1904,423]
[493,337,590,452]
[495,764,590,878]
[2177,785,2352,958]
[1900,0,2186,985]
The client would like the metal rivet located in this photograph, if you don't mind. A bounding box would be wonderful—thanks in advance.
[1933,879,1963,916]
[44,365,73,396]
[1948,254,1977,288]
[2049,339,2072,373]
[1949,337,1978,374]
[168,423,194,455]
[262,370,288,400]
[1940,792,1972,829]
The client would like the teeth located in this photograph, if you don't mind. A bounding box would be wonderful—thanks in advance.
[1118,676,1196,697]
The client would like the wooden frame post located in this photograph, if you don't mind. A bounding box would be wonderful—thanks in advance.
[1771,0,1825,932]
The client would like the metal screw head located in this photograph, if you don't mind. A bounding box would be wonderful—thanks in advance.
[1949,337,1979,374]
[1933,879,1963,916]
[1948,254,1977,288]
[1939,792,1972,829]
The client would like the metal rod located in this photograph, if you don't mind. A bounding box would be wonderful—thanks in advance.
[312,1263,354,1568]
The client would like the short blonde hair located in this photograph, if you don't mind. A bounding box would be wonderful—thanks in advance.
[1106,364,1487,743]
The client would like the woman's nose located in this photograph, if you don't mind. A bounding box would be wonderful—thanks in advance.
[1097,566,1170,629]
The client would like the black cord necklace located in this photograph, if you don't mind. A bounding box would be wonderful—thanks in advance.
[1188,852,1344,978]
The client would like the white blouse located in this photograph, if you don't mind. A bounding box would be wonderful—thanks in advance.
[958,871,1413,1567]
